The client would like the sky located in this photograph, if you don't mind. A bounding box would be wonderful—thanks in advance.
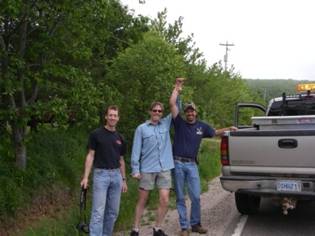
[120,0,315,80]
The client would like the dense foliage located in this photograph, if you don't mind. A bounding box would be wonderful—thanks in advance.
[0,127,87,234]
[0,0,148,169]
[107,31,186,140]
[0,0,264,234]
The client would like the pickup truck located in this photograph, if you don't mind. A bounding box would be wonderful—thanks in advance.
[220,83,315,215]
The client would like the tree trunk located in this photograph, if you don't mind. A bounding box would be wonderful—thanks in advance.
[12,125,27,170]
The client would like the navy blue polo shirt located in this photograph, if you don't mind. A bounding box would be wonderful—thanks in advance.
[172,115,215,160]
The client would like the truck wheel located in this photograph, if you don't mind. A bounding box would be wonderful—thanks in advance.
[235,192,260,215]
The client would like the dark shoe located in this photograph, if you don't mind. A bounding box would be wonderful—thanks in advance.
[130,230,139,236]
[179,229,189,236]
[153,228,168,236]
[191,224,208,234]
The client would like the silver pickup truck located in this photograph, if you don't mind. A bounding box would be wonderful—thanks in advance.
[220,84,315,215]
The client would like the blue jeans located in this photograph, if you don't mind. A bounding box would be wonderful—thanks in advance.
[89,168,122,236]
[173,160,201,229]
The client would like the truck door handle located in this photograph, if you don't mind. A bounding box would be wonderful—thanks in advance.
[278,139,298,149]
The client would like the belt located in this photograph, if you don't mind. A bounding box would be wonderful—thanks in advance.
[174,156,195,163]
[95,167,119,170]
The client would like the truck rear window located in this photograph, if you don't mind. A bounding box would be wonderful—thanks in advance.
[268,97,315,116]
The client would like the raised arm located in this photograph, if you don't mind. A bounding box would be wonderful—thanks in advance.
[169,78,185,118]
[170,87,180,118]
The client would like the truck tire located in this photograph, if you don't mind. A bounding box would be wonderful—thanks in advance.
[235,192,260,215]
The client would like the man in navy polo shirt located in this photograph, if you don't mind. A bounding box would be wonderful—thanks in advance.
[169,78,236,236]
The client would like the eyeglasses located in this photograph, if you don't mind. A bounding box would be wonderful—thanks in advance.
[152,109,163,113]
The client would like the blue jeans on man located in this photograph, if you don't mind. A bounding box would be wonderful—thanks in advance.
[89,168,122,236]
[173,160,201,230]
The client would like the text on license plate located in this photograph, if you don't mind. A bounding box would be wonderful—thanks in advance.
[276,180,302,192]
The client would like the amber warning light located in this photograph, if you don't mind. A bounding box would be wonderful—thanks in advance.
[296,83,315,92]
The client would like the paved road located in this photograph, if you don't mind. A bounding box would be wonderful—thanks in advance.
[241,198,315,236]
[116,177,315,236]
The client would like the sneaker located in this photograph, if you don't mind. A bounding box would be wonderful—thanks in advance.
[130,230,139,236]
[191,224,208,234]
[153,228,168,236]
[179,229,189,236]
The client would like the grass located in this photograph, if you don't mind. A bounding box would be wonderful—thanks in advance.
[198,139,221,191]
[3,131,221,235]
[0,126,88,236]
[21,206,79,236]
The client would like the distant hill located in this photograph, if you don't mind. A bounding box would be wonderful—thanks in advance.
[245,79,315,102]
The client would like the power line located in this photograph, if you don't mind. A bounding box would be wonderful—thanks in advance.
[219,41,235,71]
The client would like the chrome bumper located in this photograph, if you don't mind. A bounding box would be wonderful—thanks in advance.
[220,176,315,197]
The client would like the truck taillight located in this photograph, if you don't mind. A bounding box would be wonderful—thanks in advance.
[220,136,229,166]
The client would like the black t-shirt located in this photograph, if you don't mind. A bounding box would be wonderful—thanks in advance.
[88,127,126,169]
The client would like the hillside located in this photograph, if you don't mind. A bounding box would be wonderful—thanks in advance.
[245,79,315,102]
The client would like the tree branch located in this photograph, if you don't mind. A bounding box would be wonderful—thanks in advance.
[27,81,38,104]
[4,0,37,40]
[18,5,29,108]
[0,35,8,74]
[48,13,65,37]
[9,94,17,110]
[0,35,6,51]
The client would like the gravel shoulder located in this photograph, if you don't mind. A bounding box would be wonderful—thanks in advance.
[115,177,240,236]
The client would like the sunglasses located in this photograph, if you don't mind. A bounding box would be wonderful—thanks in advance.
[152,109,163,113]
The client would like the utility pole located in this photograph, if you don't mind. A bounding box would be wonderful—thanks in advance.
[263,87,267,101]
[219,41,235,71]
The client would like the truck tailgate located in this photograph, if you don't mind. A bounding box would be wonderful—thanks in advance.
[229,130,315,168]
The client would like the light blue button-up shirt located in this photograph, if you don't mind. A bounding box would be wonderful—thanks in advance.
[131,114,174,174]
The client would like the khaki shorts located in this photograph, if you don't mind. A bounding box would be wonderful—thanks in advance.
[139,170,172,190]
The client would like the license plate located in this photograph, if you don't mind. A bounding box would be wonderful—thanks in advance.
[276,180,301,192]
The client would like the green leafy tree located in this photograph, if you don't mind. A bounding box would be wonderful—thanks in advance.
[106,31,186,139]
[0,0,148,169]
[151,8,203,64]
[188,63,254,127]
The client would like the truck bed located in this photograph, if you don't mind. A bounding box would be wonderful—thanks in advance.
[229,129,315,168]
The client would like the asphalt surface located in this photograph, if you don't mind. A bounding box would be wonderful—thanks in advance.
[241,198,315,236]
[115,177,315,236]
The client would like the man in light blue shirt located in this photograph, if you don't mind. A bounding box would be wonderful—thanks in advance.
[130,101,174,236]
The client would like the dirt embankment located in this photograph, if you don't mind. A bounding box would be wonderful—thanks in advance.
[0,185,73,236]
